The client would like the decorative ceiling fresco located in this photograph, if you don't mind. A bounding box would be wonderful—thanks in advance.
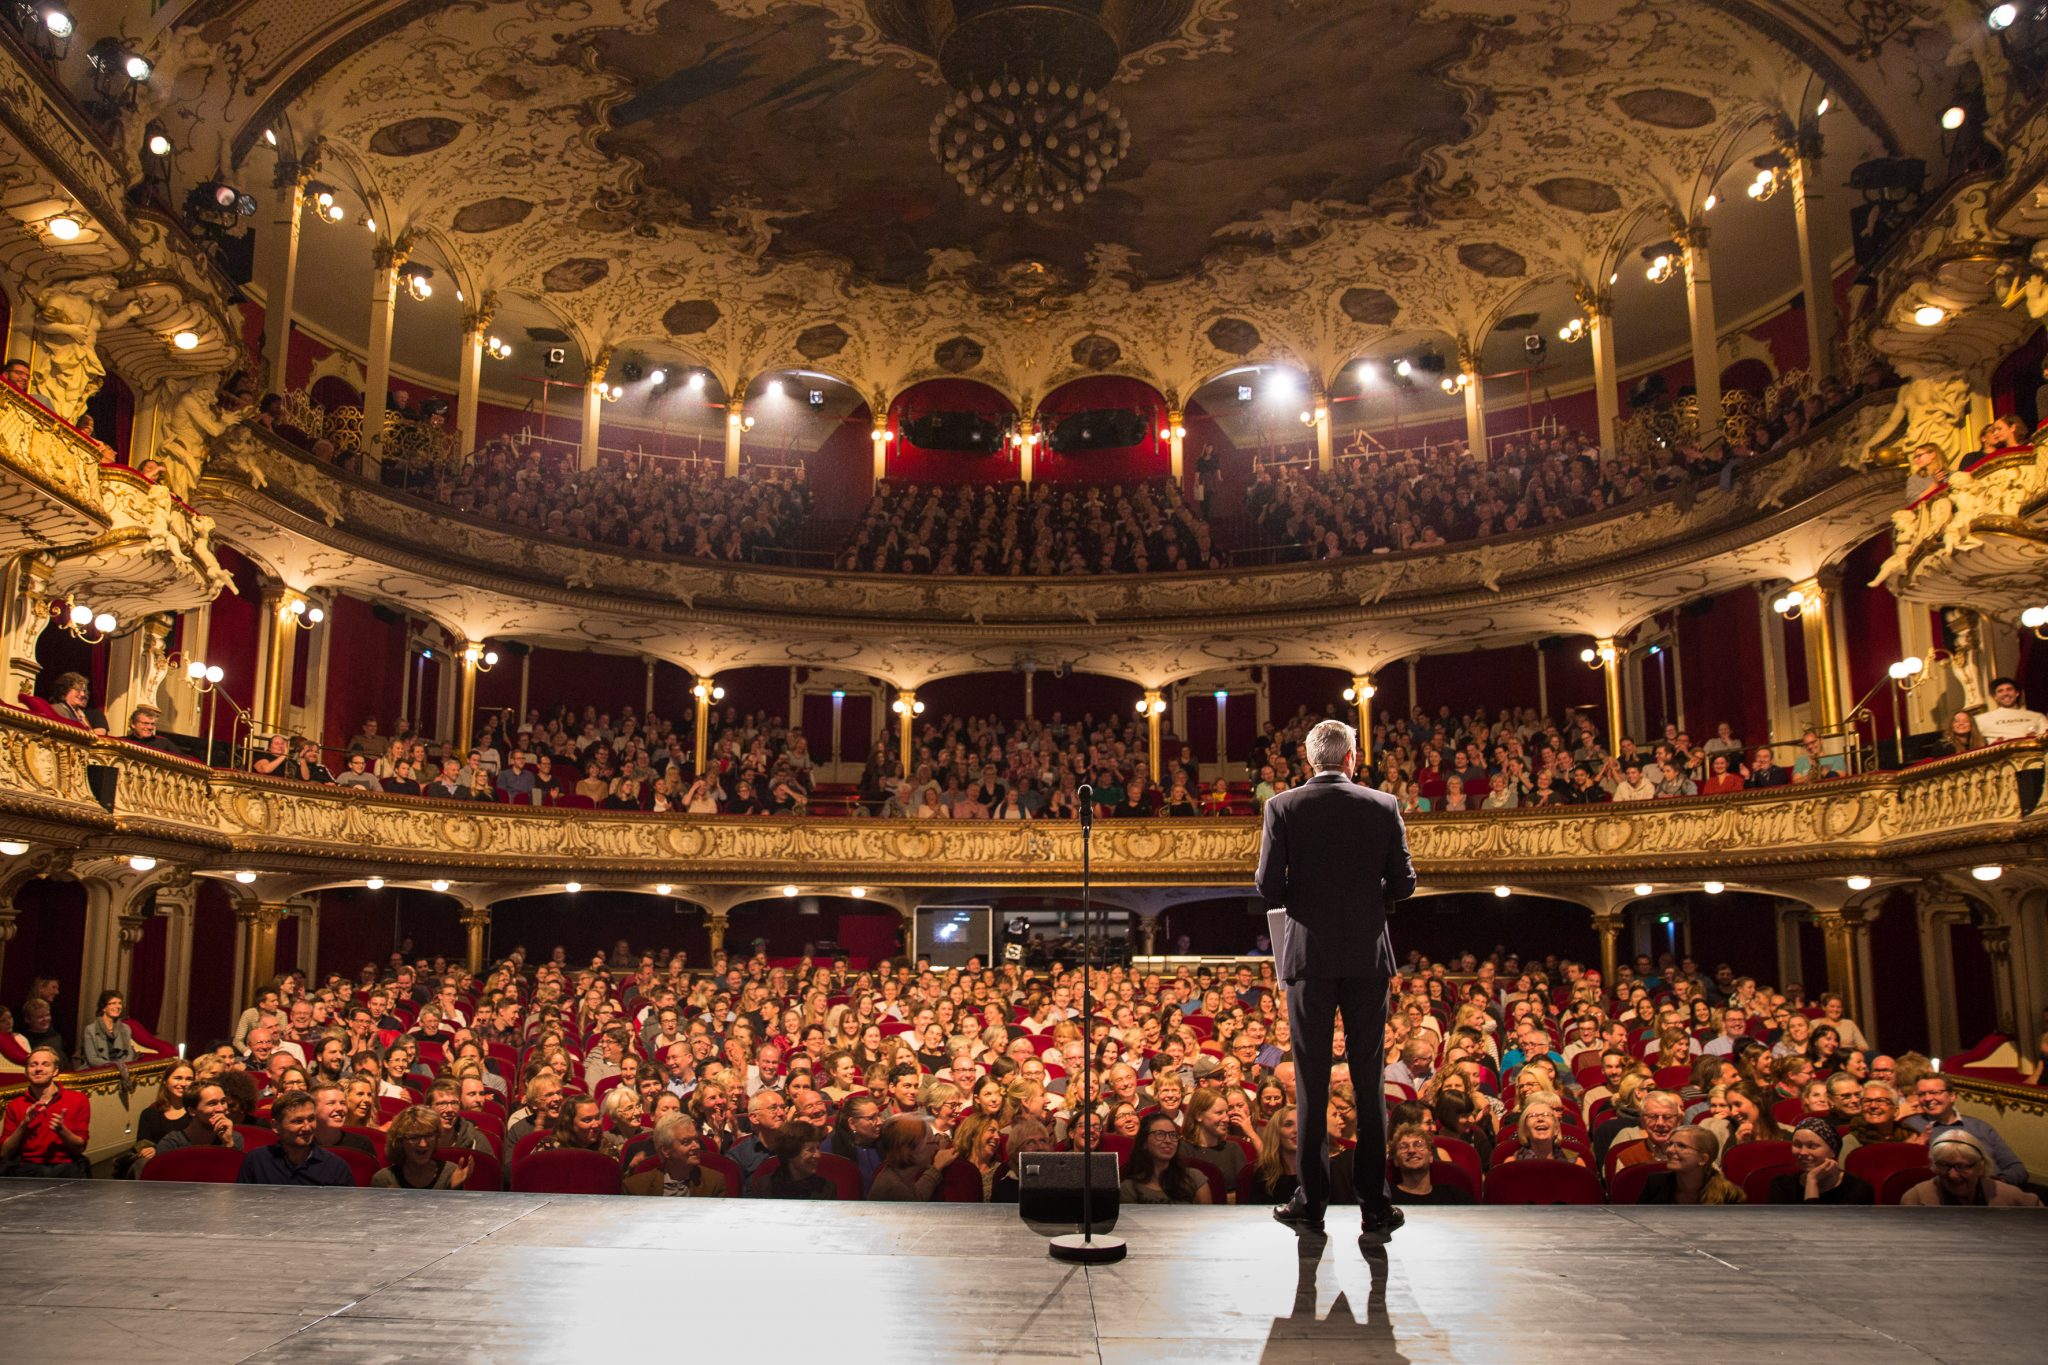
[144,1,1968,401]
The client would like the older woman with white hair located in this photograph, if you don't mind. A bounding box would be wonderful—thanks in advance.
[1900,1131,2044,1207]
[624,1113,726,1196]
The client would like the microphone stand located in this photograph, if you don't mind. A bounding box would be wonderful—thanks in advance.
[1049,783,1127,1264]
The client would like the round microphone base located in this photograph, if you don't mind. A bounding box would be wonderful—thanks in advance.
[1048,1232,1128,1264]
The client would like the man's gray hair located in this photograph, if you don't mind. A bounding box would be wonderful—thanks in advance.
[1305,719,1357,771]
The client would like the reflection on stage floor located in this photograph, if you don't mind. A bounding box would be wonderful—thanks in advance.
[1,1182,2040,1363]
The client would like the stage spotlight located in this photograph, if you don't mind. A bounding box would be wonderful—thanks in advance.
[147,129,171,157]
[766,378,785,398]
[1393,358,1413,378]
[648,368,667,386]
[1990,3,2018,29]
[686,371,706,391]
[808,388,825,409]
[30,3,73,60]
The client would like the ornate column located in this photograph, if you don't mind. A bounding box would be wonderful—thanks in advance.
[1812,901,1873,1026]
[456,295,493,455]
[1788,573,1845,734]
[1458,346,1485,455]
[236,900,287,1013]
[896,688,920,774]
[1309,387,1332,472]
[706,910,729,955]
[254,585,308,736]
[259,163,309,398]
[1015,414,1039,485]
[1,553,54,700]
[294,895,320,981]
[73,857,180,1043]
[579,351,610,471]
[725,393,748,477]
[103,613,174,733]
[1592,909,1625,990]
[1595,637,1625,751]
[362,237,408,466]
[1138,914,1161,956]
[1349,674,1375,771]
[455,641,487,755]
[1755,586,1796,741]
[461,905,491,975]
[692,676,721,775]
[870,409,891,487]
[1679,221,1721,441]
[1581,285,1618,460]
[1789,148,1835,382]
[1140,689,1164,784]
[154,876,197,1048]
[1776,905,1806,992]
[1916,884,1970,1060]
[643,658,656,715]
[1164,406,1186,480]
[1981,917,2018,1038]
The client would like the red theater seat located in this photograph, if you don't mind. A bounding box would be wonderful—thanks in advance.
[1845,1142,1937,1187]
[440,1146,502,1191]
[331,1145,380,1187]
[1482,1158,1604,1205]
[1879,1167,1934,1205]
[1719,1140,1794,1190]
[1741,1163,1805,1204]
[1607,1159,1661,1206]
[140,1146,246,1183]
[511,1148,622,1195]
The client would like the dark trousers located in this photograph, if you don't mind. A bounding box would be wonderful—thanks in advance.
[1285,973,1389,1213]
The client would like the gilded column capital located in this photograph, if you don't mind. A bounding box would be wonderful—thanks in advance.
[1572,282,1611,320]
[584,346,615,387]
[462,292,498,336]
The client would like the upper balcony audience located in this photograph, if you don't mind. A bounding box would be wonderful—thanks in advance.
[838,479,1218,575]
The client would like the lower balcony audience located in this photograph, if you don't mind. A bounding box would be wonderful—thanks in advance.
[76,935,2036,1210]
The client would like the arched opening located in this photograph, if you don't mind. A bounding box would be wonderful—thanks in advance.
[484,891,712,971]
[742,368,870,519]
[1034,375,1169,483]
[727,895,903,965]
[83,370,133,463]
[883,378,1016,484]
[1391,891,1598,966]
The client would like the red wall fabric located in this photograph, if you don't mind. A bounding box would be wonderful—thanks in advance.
[1267,666,1350,727]
[1675,589,1770,746]
[0,877,84,1028]
[187,880,240,1044]
[126,909,167,1032]
[1033,376,1170,484]
[1837,534,1906,749]
[319,594,410,751]
[883,379,1018,484]
[204,544,264,719]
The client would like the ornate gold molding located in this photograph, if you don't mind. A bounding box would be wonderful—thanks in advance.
[0,711,2039,889]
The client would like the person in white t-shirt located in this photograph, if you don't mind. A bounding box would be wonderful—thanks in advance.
[1978,677,2047,741]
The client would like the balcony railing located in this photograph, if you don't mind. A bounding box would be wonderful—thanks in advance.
[0,709,2037,888]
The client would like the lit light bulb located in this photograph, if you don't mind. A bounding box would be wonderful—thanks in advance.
[235,870,258,883]
[93,612,116,634]
[1971,864,2002,882]
[783,884,800,897]
[204,666,223,683]
[655,883,673,896]
[69,603,93,626]
[365,876,384,890]
[564,881,581,893]
[0,841,28,856]
[1846,875,1872,891]
[850,887,867,899]
[172,330,199,350]
[128,855,156,872]
[186,660,206,679]
[1702,880,1725,895]
[1942,104,1966,131]
[47,214,81,241]
[1990,4,2018,31]
[147,132,172,156]
[1815,97,1830,116]
[1633,883,1654,897]
[1493,885,1512,898]
[1912,304,1946,327]
[431,879,450,892]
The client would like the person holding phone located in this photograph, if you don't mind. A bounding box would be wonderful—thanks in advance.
[0,1046,91,1177]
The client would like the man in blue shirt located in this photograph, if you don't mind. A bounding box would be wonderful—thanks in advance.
[235,1090,354,1186]
[1905,1074,2028,1186]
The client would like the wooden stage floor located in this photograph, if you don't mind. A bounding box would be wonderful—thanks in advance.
[3,1181,2041,1363]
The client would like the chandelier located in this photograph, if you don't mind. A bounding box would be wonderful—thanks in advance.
[930,72,1129,215]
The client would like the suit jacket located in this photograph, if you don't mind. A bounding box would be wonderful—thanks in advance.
[1255,771,1416,980]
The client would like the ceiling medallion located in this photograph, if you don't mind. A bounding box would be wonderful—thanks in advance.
[929,73,1129,215]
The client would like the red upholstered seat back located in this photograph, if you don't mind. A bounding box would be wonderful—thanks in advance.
[510,1148,622,1195]
[140,1146,247,1183]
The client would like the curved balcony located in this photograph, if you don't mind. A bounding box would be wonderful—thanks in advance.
[2,709,2036,890]
[195,394,1903,680]
[1877,444,2048,619]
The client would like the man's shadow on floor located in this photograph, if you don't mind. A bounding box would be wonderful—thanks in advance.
[1259,1232,1411,1363]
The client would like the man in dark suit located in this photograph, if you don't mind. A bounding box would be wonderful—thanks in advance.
[1256,718,1416,1245]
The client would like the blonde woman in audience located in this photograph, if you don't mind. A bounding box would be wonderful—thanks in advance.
[1634,1125,1743,1205]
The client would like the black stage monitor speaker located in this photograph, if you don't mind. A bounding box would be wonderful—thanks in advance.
[1017,1151,1120,1233]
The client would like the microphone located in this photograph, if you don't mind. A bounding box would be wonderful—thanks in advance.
[1077,783,1093,832]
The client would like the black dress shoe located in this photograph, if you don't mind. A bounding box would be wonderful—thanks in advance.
[1272,1199,1325,1232]
[1359,1205,1405,1246]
